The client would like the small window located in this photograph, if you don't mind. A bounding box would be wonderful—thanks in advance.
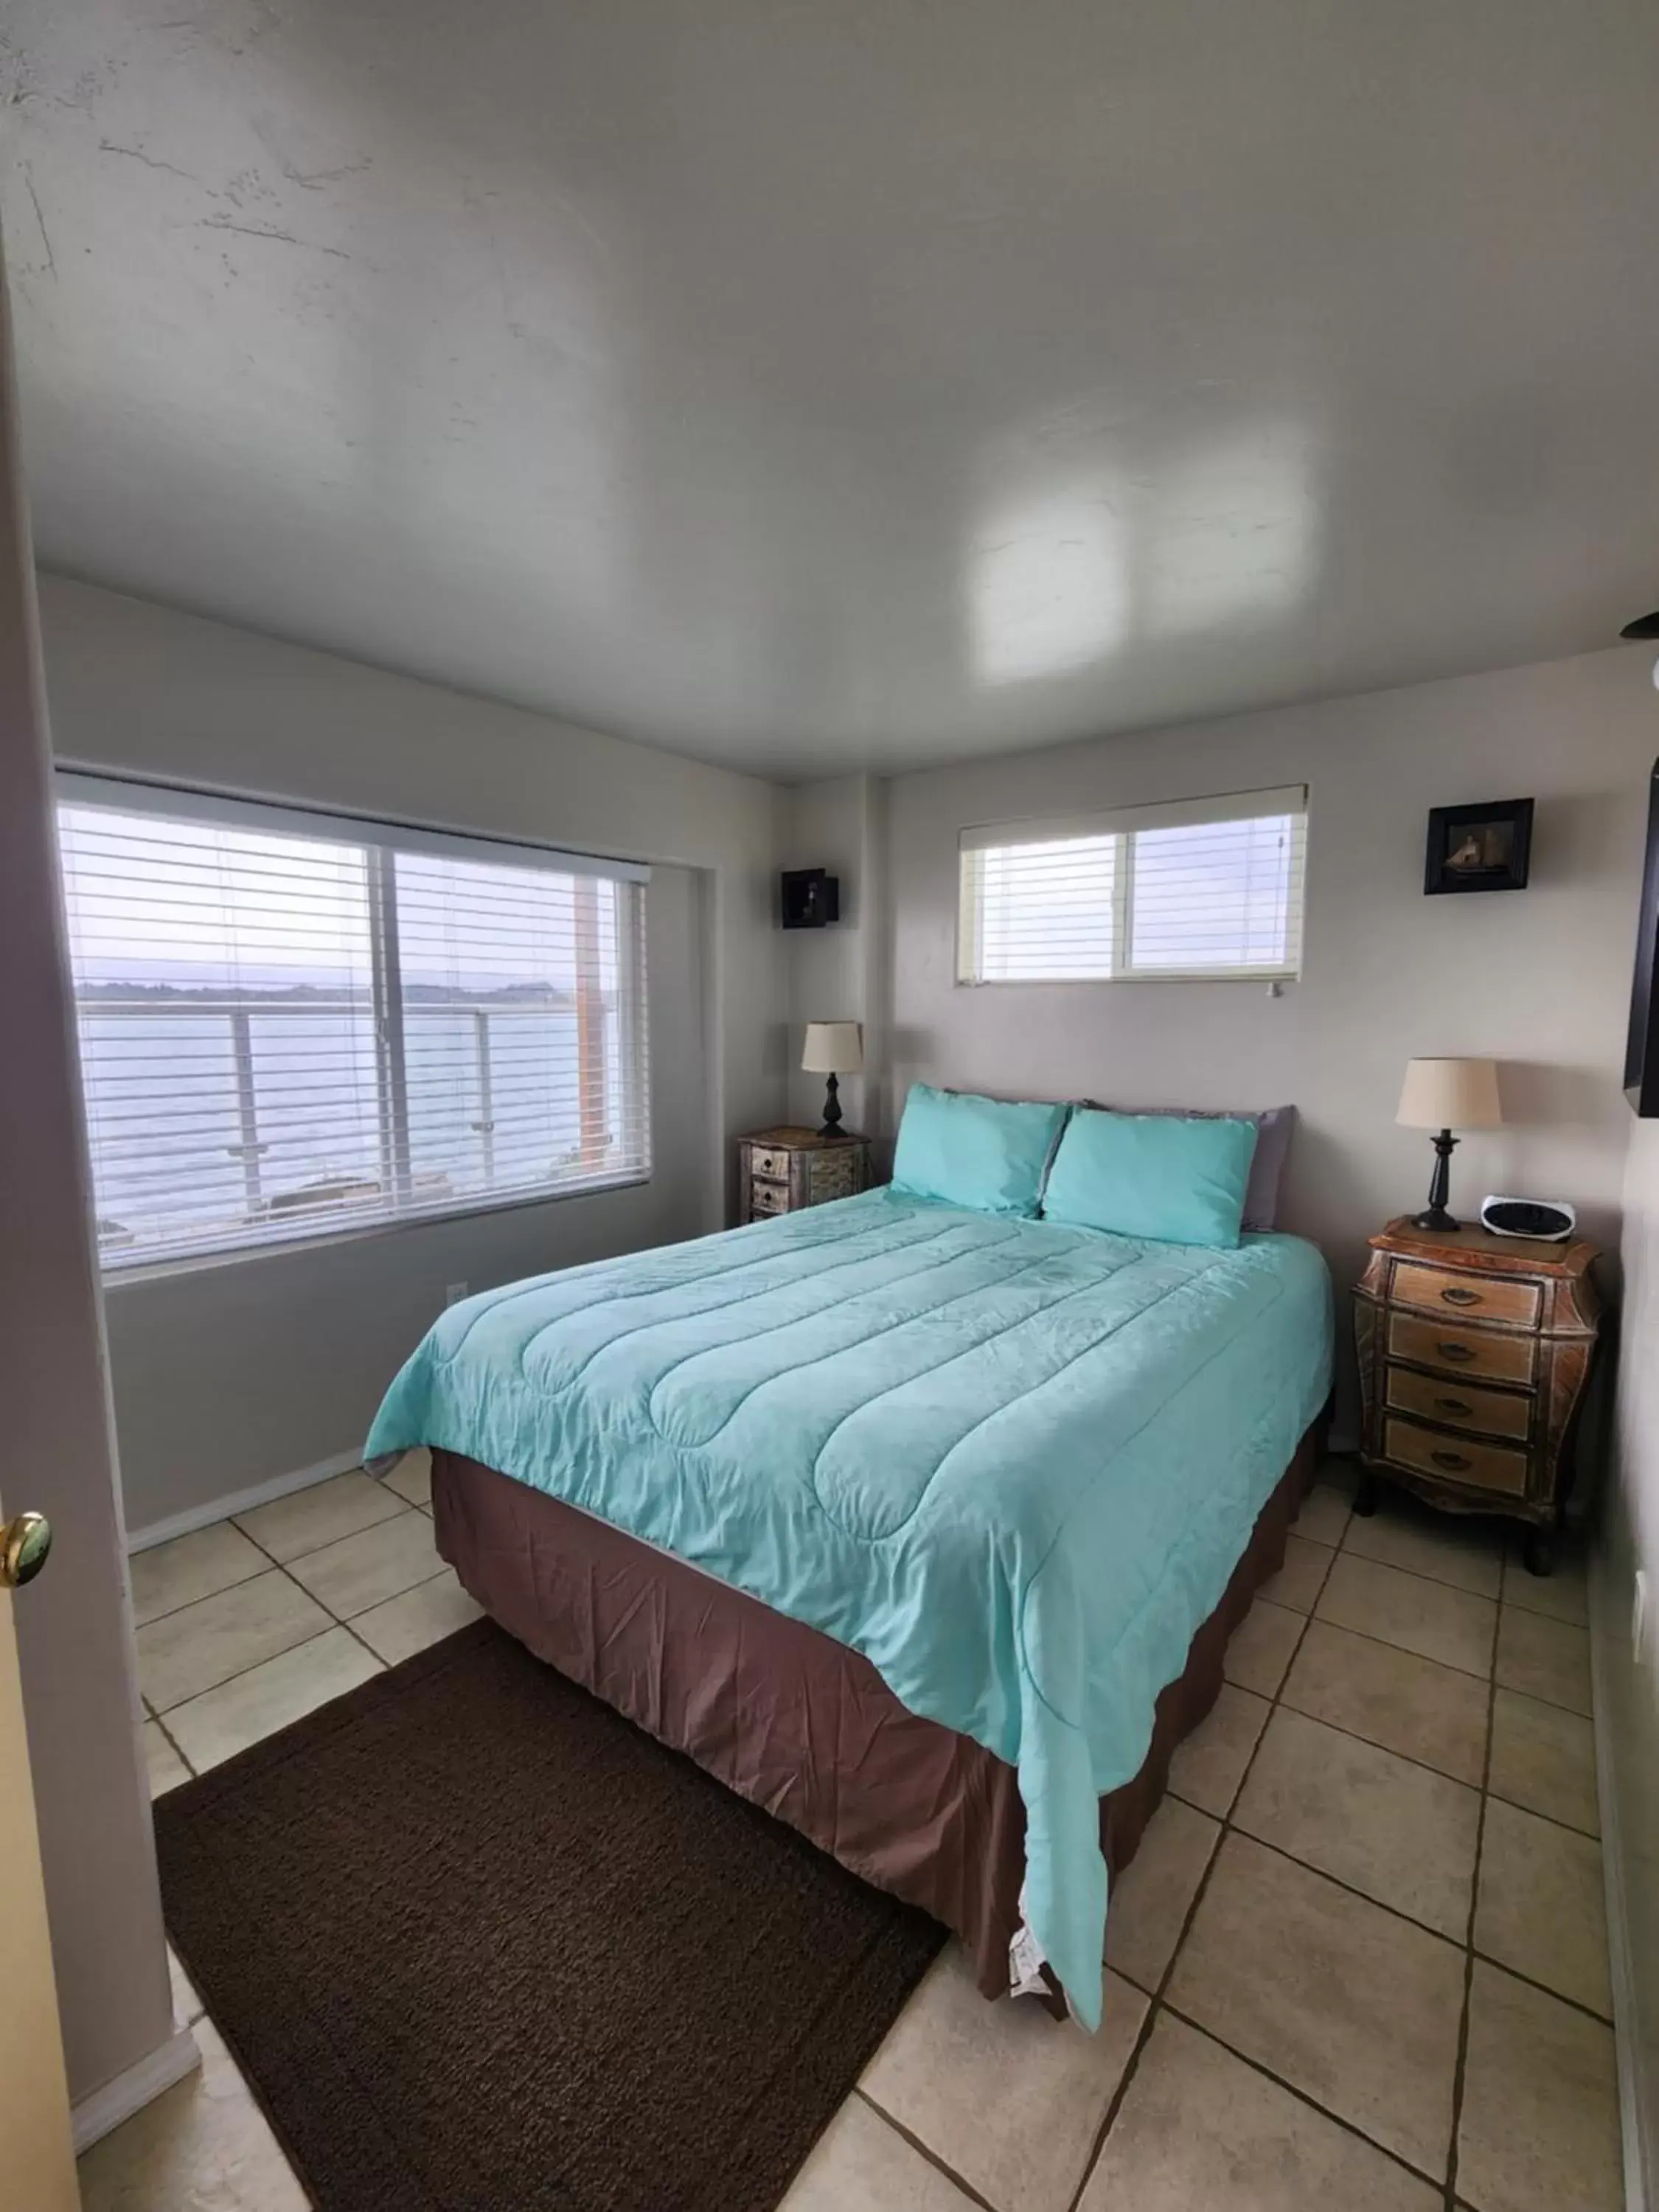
[56,776,651,1270]
[958,785,1307,984]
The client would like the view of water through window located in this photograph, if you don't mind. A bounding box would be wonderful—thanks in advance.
[58,798,646,1264]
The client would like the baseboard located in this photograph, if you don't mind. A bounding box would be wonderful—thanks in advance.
[1589,1543,1652,2212]
[72,2025,201,2154]
[126,1449,364,1553]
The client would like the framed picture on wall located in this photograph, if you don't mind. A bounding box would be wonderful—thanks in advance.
[1424,796,1534,894]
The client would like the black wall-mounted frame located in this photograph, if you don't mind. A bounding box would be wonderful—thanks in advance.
[781,868,841,930]
[1424,796,1534,895]
[1627,759,1659,1115]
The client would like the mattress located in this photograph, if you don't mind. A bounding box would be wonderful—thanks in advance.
[366,1184,1334,2024]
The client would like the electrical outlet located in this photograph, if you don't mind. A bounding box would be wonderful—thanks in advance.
[1635,1568,1649,1664]
[445,1281,469,1307]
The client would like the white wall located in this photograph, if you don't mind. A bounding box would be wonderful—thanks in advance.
[883,643,1658,1430]
[38,577,788,1531]
[781,773,889,1133]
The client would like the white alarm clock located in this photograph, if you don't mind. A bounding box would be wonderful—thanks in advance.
[1479,1195,1576,1242]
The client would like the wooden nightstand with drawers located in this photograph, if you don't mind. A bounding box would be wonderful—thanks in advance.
[738,1127,872,1224]
[1352,1217,1601,1576]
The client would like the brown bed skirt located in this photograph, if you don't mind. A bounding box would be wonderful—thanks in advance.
[431,1419,1324,2001]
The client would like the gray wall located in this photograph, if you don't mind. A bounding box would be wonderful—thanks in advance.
[881,642,1658,1428]
[38,577,787,1533]
[781,773,889,1134]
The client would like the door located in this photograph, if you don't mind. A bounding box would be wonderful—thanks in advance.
[0,231,79,2211]
[0,1530,77,2211]
[0,223,173,2197]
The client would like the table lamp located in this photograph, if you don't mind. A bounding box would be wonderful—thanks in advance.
[801,1021,863,1137]
[1397,1057,1502,1231]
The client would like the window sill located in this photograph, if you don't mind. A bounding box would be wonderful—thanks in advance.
[956,970,1301,987]
[98,1169,654,1288]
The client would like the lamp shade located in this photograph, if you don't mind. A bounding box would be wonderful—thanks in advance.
[801,1020,863,1075]
[1397,1057,1502,1131]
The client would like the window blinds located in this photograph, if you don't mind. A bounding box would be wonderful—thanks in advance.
[959,785,1307,984]
[55,776,651,1270]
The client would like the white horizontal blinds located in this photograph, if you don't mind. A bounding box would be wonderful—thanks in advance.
[393,850,650,1207]
[959,785,1307,984]
[59,806,384,1262]
[960,835,1118,981]
[56,779,650,1269]
[1124,805,1306,975]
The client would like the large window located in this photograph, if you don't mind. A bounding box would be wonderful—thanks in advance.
[56,776,650,1270]
[958,785,1307,984]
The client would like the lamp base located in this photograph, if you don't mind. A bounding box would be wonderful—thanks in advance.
[1412,1204,1460,1233]
[818,1071,844,1139]
[1412,1128,1460,1237]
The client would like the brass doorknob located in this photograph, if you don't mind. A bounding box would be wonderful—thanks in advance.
[0,1512,51,1590]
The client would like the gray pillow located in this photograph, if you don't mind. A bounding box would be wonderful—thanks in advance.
[1082,1103,1296,1232]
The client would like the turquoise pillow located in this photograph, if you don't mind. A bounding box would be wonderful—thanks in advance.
[1043,1107,1259,1248]
[891,1084,1070,1219]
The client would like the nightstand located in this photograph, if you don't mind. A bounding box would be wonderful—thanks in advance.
[737,1127,872,1222]
[1352,1217,1601,1576]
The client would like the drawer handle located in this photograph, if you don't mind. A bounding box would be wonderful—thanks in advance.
[1436,1340,1475,1363]
[1434,1397,1473,1416]
[1430,1447,1472,1472]
[1439,1286,1482,1307]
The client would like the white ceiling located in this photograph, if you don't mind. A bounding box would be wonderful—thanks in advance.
[5,0,1658,779]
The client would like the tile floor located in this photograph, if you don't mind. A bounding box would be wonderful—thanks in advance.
[86,1458,1623,2212]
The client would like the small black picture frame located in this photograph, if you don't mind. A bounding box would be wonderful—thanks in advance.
[780,867,841,930]
[1424,796,1534,895]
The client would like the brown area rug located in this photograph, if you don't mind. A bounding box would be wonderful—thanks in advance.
[154,1618,944,2212]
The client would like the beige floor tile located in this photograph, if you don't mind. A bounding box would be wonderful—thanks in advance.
[136,1570,333,1713]
[168,1946,204,2028]
[782,2095,978,2211]
[1488,1688,1599,1837]
[382,1447,433,1508]
[1315,1554,1495,1677]
[1296,1475,1356,1548]
[1223,1597,1304,1696]
[234,1468,405,1562]
[1343,1496,1504,1599]
[285,1510,442,1619]
[143,1718,190,1798]
[1257,1533,1335,1615]
[1474,1797,1611,2018]
[352,1567,482,1663]
[1500,1542,1589,1627]
[78,2018,308,2212]
[1104,1795,1220,1992]
[1167,1832,1464,2178]
[129,1520,268,1626]
[1281,1618,1489,1785]
[1166,1681,1270,1818]
[861,1944,1147,2212]
[1233,1708,1480,1939]
[163,1627,383,1772]
[1494,1607,1591,1717]
[1082,2011,1440,2212]
[1456,1961,1623,2212]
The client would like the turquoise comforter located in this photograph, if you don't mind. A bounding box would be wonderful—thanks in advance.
[365,1186,1332,2025]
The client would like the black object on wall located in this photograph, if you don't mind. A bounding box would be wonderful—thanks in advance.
[781,869,841,930]
[1423,797,1533,894]
[1627,758,1659,1116]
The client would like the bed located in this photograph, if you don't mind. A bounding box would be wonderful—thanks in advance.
[366,1182,1333,2026]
